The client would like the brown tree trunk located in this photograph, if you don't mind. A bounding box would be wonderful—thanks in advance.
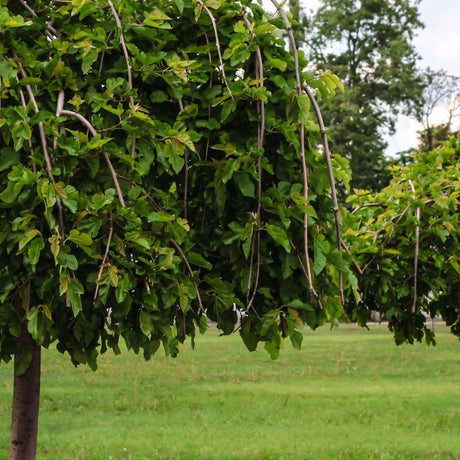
[10,325,41,460]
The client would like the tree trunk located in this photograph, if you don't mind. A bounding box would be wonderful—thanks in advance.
[10,326,41,460]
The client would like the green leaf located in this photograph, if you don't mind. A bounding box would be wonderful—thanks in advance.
[173,0,185,13]
[67,278,84,316]
[0,148,19,172]
[187,252,212,270]
[266,224,291,252]
[240,321,258,352]
[297,94,311,124]
[234,173,255,198]
[147,211,175,223]
[28,237,45,265]
[313,238,328,275]
[14,340,32,376]
[264,334,281,360]
[139,310,153,337]
[290,330,303,350]
[18,229,40,251]
[68,229,93,247]
[57,251,79,271]
[266,58,287,71]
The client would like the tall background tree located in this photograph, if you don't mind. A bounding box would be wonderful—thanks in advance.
[417,69,460,152]
[304,0,425,191]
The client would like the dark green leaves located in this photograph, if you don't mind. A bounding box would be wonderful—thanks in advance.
[266,224,290,253]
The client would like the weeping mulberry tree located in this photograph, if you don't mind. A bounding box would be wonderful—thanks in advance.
[2,0,354,457]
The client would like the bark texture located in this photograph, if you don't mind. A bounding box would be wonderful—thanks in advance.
[10,326,41,460]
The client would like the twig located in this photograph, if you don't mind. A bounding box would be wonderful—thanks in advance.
[340,238,364,275]
[196,0,233,98]
[107,0,137,158]
[18,88,37,173]
[59,109,126,208]
[19,0,56,39]
[243,16,265,310]
[290,240,323,309]
[408,179,420,313]
[170,239,205,314]
[177,98,189,220]
[94,218,114,299]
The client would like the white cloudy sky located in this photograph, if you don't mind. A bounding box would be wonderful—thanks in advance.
[262,0,460,154]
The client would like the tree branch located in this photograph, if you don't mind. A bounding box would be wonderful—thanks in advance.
[271,0,325,304]
[196,0,233,98]
[107,0,137,158]
[170,239,205,315]
[59,109,126,208]
[408,179,420,314]
[94,218,114,300]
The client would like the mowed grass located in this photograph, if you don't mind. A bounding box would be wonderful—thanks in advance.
[1,323,459,460]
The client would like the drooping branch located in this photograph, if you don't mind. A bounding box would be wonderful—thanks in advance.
[107,1,133,105]
[59,109,126,208]
[177,98,189,220]
[19,0,57,39]
[94,217,114,300]
[408,179,420,313]
[270,0,322,305]
[15,60,66,238]
[302,83,342,246]
[107,0,137,157]
[196,0,233,98]
[170,239,205,315]
[243,16,265,312]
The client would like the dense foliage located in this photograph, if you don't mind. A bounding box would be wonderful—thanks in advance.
[305,0,425,191]
[0,0,354,370]
[345,134,460,343]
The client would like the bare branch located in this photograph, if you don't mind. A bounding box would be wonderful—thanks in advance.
[94,218,114,300]
[59,109,126,207]
[408,179,420,314]
[271,1,324,302]
[16,59,66,238]
[196,0,233,98]
[170,239,205,315]
[106,1,138,159]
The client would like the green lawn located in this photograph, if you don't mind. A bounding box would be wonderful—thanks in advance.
[1,323,459,459]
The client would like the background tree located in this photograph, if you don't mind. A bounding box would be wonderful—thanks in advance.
[417,69,460,152]
[305,0,425,191]
[345,134,460,343]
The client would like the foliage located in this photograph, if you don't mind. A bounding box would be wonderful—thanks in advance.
[0,0,354,370]
[305,0,425,191]
[345,135,460,344]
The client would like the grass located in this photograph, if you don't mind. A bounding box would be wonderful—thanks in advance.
[1,323,459,459]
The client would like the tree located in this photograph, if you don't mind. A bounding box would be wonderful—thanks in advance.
[417,69,460,152]
[305,0,425,191]
[1,0,353,457]
[345,134,460,343]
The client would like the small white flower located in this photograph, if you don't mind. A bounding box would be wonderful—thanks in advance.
[235,68,245,81]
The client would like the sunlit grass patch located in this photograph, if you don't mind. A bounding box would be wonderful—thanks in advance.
[0,323,459,459]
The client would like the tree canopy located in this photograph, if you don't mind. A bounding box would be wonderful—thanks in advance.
[345,134,460,343]
[0,0,353,374]
[305,0,425,191]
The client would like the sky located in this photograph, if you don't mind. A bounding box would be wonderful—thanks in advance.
[262,0,460,155]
